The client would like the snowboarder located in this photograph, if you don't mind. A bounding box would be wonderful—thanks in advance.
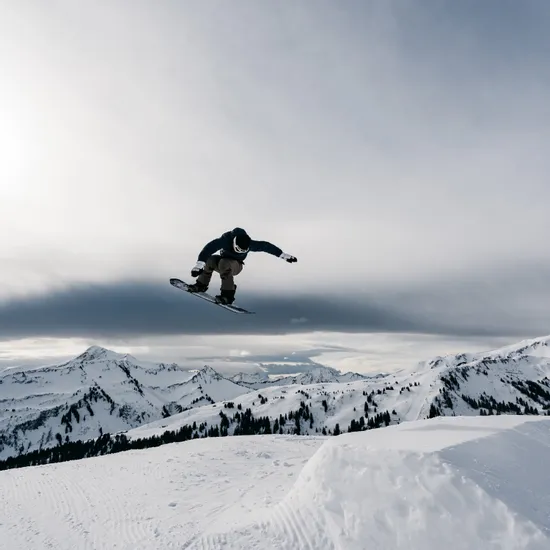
[187,227,297,304]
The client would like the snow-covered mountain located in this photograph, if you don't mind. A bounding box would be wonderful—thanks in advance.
[128,334,550,444]
[0,346,249,459]
[230,365,369,389]
[3,335,550,464]
[229,371,271,386]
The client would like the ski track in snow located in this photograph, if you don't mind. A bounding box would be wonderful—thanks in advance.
[0,436,324,550]
[2,417,550,549]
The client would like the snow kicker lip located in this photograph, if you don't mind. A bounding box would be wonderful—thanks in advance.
[191,417,550,550]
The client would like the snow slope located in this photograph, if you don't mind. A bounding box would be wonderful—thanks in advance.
[0,434,326,550]
[1,415,548,549]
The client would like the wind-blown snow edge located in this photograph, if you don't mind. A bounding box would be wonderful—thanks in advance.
[197,415,550,549]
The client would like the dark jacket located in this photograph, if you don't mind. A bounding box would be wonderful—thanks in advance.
[197,227,283,263]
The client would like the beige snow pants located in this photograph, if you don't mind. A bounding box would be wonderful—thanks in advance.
[197,256,243,291]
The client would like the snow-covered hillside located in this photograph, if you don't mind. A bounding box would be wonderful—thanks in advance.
[1,415,548,549]
[3,335,550,463]
[0,346,249,459]
[128,335,550,443]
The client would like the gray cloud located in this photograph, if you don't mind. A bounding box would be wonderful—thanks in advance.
[1,263,550,341]
[368,263,550,339]
[0,281,414,339]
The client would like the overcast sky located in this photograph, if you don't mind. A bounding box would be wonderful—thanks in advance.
[1,1,550,372]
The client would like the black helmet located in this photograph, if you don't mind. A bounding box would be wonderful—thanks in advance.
[233,233,251,253]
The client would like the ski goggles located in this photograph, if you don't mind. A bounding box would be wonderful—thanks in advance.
[233,237,249,253]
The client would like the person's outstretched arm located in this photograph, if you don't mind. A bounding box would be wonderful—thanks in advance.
[250,240,297,262]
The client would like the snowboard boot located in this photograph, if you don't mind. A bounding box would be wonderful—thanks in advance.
[215,288,236,305]
[187,281,208,293]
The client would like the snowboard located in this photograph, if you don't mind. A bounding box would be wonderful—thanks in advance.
[169,278,255,314]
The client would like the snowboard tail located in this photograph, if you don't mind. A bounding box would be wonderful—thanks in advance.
[169,278,255,314]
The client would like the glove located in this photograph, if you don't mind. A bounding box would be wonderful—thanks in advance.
[191,261,205,277]
[280,253,297,263]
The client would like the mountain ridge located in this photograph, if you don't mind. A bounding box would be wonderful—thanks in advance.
[0,346,248,459]
[2,336,550,464]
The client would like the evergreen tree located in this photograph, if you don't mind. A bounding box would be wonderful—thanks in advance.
[429,404,440,418]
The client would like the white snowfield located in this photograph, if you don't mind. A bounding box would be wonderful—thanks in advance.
[1,415,549,550]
